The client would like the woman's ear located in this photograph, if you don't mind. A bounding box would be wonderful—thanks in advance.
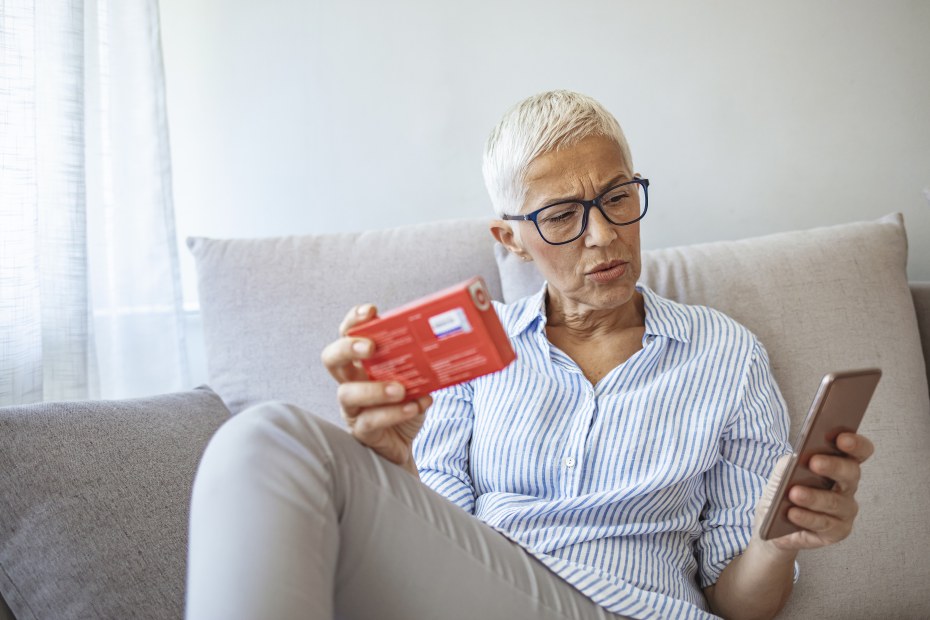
[489,220,531,261]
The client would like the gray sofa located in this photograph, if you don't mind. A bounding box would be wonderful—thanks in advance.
[2,214,929,619]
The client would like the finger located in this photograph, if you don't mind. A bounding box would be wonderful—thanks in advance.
[787,506,849,537]
[836,432,875,464]
[788,485,859,520]
[338,381,406,418]
[338,304,378,337]
[321,337,374,382]
[352,401,422,438]
[808,454,861,494]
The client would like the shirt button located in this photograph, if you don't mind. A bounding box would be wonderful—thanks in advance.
[564,456,576,468]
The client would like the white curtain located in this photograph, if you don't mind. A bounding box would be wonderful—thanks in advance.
[0,0,189,405]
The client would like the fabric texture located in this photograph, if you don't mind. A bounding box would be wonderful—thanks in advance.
[495,213,930,618]
[188,218,502,422]
[188,401,628,620]
[0,0,189,405]
[415,284,792,619]
[0,386,230,620]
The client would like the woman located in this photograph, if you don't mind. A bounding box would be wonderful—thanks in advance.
[186,91,873,620]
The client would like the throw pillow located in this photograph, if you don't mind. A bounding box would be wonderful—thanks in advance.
[188,218,501,424]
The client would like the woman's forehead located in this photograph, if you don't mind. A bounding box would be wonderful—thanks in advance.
[523,136,632,198]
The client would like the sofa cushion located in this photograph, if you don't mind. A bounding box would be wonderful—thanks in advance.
[188,218,502,424]
[497,213,930,618]
[0,386,230,620]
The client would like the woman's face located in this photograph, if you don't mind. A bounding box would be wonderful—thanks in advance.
[494,134,642,315]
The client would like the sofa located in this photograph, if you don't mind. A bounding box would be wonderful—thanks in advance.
[1,213,928,620]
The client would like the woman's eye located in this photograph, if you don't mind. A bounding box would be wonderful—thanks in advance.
[605,192,628,205]
[544,210,577,223]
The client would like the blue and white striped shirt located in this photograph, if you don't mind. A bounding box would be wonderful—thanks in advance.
[413,283,792,619]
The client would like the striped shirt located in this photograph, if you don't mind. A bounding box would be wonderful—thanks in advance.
[413,283,792,619]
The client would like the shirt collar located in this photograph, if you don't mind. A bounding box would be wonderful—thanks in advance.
[504,281,549,338]
[504,281,691,344]
[639,284,691,343]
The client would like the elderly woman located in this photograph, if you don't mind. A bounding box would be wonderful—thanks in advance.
[186,91,873,620]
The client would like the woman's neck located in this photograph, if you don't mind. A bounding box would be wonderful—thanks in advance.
[545,287,645,342]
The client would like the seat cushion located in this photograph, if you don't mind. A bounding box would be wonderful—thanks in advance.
[497,213,930,618]
[0,386,230,620]
[188,218,502,424]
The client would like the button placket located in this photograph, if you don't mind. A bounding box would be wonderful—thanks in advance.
[560,388,596,495]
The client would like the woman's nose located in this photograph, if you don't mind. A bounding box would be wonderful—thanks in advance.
[584,206,617,246]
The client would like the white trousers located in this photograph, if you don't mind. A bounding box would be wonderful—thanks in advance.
[185,401,628,620]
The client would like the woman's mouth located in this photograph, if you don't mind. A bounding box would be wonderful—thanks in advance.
[585,260,628,283]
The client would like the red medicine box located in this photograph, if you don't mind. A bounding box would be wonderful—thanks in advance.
[347,276,516,399]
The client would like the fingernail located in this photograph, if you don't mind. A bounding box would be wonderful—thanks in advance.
[385,383,404,398]
[403,402,419,414]
[357,304,372,316]
[352,341,370,355]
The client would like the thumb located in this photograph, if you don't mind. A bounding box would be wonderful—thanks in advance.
[752,454,793,534]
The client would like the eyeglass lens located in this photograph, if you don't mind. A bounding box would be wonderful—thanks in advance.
[535,182,645,244]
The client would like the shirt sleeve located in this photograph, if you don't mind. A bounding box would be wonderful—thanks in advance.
[412,380,477,514]
[696,339,792,588]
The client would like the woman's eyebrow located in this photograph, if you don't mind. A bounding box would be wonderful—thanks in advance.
[542,173,632,206]
[600,173,632,191]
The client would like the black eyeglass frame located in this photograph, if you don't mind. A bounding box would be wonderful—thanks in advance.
[502,177,650,246]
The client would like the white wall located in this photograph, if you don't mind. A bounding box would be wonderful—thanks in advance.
[160,0,930,312]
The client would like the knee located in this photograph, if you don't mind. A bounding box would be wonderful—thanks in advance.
[236,400,334,444]
[198,401,339,480]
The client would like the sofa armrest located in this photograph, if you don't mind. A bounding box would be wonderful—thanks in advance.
[912,282,930,396]
[0,387,230,620]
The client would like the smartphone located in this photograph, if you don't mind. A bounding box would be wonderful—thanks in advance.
[759,368,882,541]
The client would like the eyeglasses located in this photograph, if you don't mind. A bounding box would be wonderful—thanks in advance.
[502,178,649,245]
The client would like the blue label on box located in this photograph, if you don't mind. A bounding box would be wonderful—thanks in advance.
[428,307,472,339]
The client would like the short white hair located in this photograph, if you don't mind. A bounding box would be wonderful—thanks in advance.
[482,90,633,217]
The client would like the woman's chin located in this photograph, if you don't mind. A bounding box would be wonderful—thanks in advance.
[549,280,638,314]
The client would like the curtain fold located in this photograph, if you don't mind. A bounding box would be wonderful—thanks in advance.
[1,0,189,406]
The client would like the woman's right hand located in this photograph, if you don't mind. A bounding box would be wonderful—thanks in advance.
[320,303,433,474]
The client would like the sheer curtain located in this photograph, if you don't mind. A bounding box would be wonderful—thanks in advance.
[0,0,189,406]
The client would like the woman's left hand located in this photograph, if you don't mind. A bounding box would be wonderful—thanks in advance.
[755,432,875,550]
